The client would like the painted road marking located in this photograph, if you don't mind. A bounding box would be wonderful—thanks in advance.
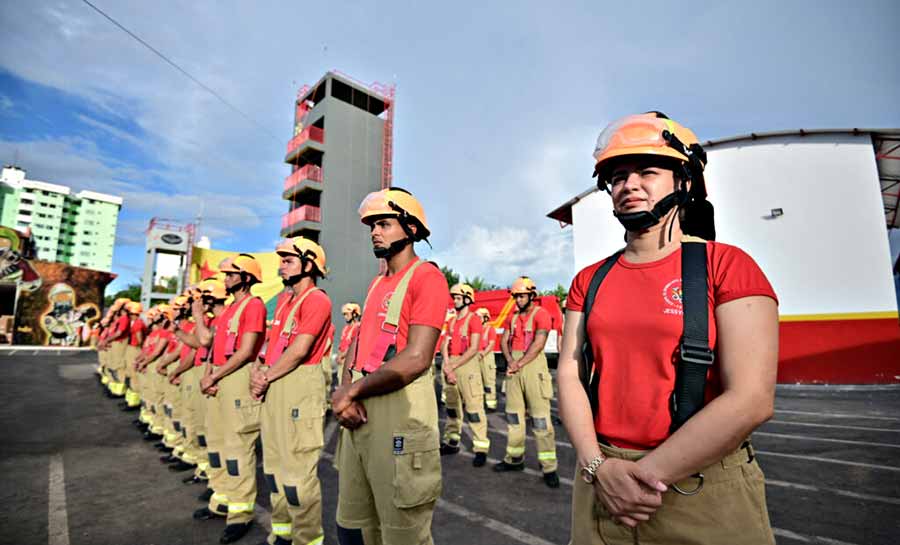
[772,527,858,545]
[754,450,900,472]
[48,453,70,545]
[753,431,900,449]
[766,479,900,506]
[776,409,900,422]
[766,420,900,433]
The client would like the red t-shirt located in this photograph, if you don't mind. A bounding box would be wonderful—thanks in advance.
[505,305,552,351]
[179,321,196,362]
[164,328,180,353]
[479,323,497,351]
[447,311,481,356]
[141,329,158,355]
[567,241,778,450]
[212,295,267,366]
[112,315,130,342]
[262,287,332,366]
[355,258,448,370]
[129,318,146,347]
[338,322,359,353]
[193,315,215,367]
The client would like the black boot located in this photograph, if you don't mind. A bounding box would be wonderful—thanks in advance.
[493,460,525,472]
[439,442,460,456]
[159,454,179,464]
[472,452,487,467]
[543,471,560,488]
[198,488,214,502]
[142,432,161,441]
[220,522,253,544]
[192,507,218,520]
[168,461,195,472]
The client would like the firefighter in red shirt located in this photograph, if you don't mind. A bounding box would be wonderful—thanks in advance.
[439,283,490,465]
[559,112,777,544]
[198,254,267,544]
[495,276,560,488]
[333,187,447,545]
[250,237,332,545]
[475,307,498,411]
[105,299,132,398]
[123,301,145,411]
[336,303,360,386]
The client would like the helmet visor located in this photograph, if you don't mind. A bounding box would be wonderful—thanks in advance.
[593,115,675,163]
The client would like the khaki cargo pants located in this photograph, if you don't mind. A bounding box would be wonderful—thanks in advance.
[503,351,557,473]
[442,357,490,453]
[204,372,229,517]
[162,368,185,454]
[336,369,441,545]
[479,353,498,410]
[213,364,261,524]
[147,363,167,435]
[177,366,204,466]
[570,441,775,545]
[261,364,325,545]
[107,340,128,396]
[322,354,334,410]
[124,345,141,407]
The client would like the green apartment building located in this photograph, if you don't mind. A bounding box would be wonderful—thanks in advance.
[0,166,122,272]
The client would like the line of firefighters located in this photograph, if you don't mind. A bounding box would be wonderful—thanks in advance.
[92,187,558,545]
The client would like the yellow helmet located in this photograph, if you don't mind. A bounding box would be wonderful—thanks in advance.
[198,279,227,300]
[510,276,537,296]
[157,304,174,321]
[171,295,189,310]
[475,307,491,320]
[220,253,263,284]
[449,283,475,304]
[341,303,361,317]
[126,301,143,314]
[276,237,327,276]
[358,188,430,240]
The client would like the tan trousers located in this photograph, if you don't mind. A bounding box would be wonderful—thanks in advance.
[146,364,166,434]
[162,368,185,454]
[178,366,204,465]
[261,364,325,545]
[322,355,334,410]
[214,364,261,524]
[479,353,497,410]
[124,345,141,407]
[569,442,775,545]
[107,341,128,395]
[204,376,229,517]
[441,358,490,453]
[337,369,441,545]
[503,351,557,473]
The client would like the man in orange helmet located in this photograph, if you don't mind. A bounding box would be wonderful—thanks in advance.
[197,254,267,543]
[333,187,448,545]
[440,283,490,466]
[495,276,559,488]
[475,307,498,412]
[123,301,146,411]
[104,299,132,398]
[336,303,361,386]
[250,237,332,545]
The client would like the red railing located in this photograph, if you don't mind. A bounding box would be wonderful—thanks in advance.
[281,205,321,229]
[286,126,325,156]
[283,165,323,192]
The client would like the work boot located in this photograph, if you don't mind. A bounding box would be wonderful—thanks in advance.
[543,471,560,488]
[123,405,139,412]
[183,474,204,484]
[473,452,487,467]
[157,445,174,453]
[168,461,195,472]
[493,460,525,472]
[220,522,253,544]
[160,454,179,464]
[143,432,161,441]
[193,507,218,520]
[439,442,460,456]
[198,488,214,502]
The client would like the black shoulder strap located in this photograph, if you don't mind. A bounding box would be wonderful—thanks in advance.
[670,239,714,432]
[579,250,623,417]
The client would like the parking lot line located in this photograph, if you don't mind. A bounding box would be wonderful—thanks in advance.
[776,409,900,422]
[766,420,900,433]
[766,479,900,506]
[772,527,858,545]
[48,453,70,545]
[754,450,900,472]
[437,499,560,545]
[753,431,900,449]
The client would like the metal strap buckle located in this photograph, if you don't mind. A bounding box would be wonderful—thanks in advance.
[672,473,704,496]
[679,338,715,366]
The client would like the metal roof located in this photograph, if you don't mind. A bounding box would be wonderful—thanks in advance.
[546,128,900,230]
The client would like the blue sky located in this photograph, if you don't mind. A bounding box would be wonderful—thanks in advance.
[1,0,898,293]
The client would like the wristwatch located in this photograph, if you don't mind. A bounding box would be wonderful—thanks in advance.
[581,454,606,483]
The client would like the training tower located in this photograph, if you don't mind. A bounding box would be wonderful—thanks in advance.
[140,218,195,309]
[282,70,395,325]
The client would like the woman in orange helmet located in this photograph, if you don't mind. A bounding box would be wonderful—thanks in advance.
[559,112,778,544]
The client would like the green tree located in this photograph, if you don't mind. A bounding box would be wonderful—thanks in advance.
[104,283,142,308]
[440,266,459,288]
[464,275,501,291]
[541,283,568,307]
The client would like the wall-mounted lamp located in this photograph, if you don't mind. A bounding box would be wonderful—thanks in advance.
[761,208,784,220]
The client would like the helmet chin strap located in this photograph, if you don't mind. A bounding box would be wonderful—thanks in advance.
[373,237,412,259]
[613,190,687,232]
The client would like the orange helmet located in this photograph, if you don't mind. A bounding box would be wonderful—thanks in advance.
[126,301,143,314]
[220,253,263,284]
[475,307,491,320]
[449,283,475,304]
[358,188,430,240]
[341,302,361,317]
[510,276,537,296]
[157,304,174,321]
[276,237,327,276]
[198,279,227,300]
[592,113,706,192]
[171,295,189,310]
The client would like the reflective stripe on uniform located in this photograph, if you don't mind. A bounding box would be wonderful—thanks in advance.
[197,461,210,472]
[445,432,461,442]
[228,502,255,514]
[305,536,324,545]
[538,451,557,461]
[212,492,228,504]
[472,439,491,449]
[506,446,526,457]
[272,522,292,536]
[485,400,497,408]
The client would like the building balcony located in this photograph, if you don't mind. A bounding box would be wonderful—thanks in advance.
[285,126,325,164]
[283,165,323,199]
[280,205,321,237]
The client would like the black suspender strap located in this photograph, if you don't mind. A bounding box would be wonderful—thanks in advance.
[670,240,714,432]
[579,250,623,418]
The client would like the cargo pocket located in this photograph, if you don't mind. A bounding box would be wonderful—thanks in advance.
[466,373,483,400]
[538,372,554,400]
[234,398,262,433]
[391,428,442,509]
[290,405,325,453]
